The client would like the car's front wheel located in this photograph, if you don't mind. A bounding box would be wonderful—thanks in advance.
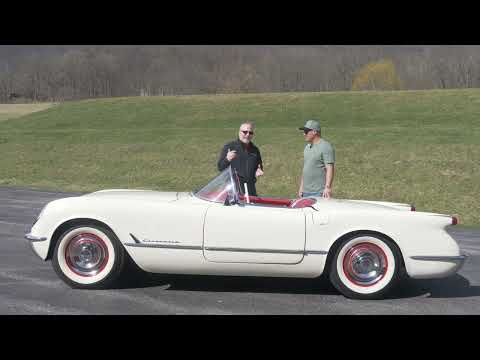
[329,233,402,300]
[52,224,125,289]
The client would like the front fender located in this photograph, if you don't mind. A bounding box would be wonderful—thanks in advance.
[26,197,126,260]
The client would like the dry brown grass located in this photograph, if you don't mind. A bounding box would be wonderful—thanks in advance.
[0,103,56,121]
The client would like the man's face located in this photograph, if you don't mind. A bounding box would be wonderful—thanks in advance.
[303,128,316,142]
[239,124,254,144]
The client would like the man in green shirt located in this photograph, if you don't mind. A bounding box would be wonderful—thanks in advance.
[297,120,335,199]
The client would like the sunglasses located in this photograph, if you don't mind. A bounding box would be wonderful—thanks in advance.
[303,129,312,134]
[241,130,254,135]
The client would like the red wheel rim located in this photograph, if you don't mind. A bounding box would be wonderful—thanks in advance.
[342,242,388,287]
[65,232,109,277]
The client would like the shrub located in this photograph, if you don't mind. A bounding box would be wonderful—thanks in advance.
[351,59,402,91]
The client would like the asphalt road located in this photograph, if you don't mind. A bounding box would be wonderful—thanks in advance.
[1,187,480,315]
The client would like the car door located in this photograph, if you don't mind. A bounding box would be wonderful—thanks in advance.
[203,202,306,264]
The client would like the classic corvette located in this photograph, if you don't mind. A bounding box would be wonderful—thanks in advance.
[25,166,466,299]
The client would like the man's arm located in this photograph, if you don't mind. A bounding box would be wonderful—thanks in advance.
[323,164,335,198]
[257,148,263,170]
[297,175,304,198]
[255,148,264,177]
[322,143,335,199]
[217,144,230,171]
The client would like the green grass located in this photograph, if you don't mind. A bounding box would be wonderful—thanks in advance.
[0,89,478,225]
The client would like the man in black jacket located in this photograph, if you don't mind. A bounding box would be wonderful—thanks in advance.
[217,122,264,196]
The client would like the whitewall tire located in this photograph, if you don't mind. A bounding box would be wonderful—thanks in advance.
[329,233,402,300]
[52,224,125,289]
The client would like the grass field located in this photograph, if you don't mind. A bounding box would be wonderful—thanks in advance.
[0,90,478,225]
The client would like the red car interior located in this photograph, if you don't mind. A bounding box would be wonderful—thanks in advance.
[239,195,316,209]
[288,197,317,208]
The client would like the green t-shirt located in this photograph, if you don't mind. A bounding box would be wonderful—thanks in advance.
[303,139,335,193]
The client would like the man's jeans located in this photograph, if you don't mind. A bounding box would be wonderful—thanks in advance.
[302,191,322,198]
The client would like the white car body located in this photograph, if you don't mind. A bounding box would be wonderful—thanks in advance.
[25,166,466,299]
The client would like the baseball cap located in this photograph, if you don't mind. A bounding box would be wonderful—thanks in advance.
[298,120,321,132]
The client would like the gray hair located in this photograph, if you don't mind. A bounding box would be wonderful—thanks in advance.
[239,121,255,130]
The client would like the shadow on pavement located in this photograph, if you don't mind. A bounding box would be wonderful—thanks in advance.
[116,271,480,299]
[388,274,480,299]
[117,271,339,295]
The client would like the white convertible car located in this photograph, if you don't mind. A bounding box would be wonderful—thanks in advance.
[25,166,466,299]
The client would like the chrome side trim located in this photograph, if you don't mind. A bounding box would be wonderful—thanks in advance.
[130,233,180,244]
[305,250,328,255]
[24,234,47,242]
[130,233,141,244]
[410,255,467,262]
[204,246,304,254]
[125,243,202,250]
[205,247,328,255]
[124,242,328,255]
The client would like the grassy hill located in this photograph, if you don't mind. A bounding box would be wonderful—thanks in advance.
[0,89,478,225]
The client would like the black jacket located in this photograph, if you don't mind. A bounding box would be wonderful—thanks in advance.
[217,139,263,196]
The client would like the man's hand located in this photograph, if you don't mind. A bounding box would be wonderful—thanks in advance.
[323,186,332,199]
[297,189,303,198]
[226,148,237,162]
[255,164,264,177]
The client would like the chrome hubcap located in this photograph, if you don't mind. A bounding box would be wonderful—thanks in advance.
[65,233,109,277]
[343,242,388,287]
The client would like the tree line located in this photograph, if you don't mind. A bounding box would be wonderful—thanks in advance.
[1,45,480,103]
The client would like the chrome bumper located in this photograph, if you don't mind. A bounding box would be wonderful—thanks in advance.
[24,233,47,242]
[410,254,467,270]
[410,255,467,262]
[24,233,48,259]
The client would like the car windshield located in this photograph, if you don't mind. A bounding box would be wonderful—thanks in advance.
[194,166,240,204]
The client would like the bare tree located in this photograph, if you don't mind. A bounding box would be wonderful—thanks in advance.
[2,45,480,103]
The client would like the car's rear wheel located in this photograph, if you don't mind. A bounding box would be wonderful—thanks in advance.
[329,233,402,300]
[52,224,125,289]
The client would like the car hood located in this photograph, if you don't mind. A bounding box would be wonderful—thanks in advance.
[83,189,191,202]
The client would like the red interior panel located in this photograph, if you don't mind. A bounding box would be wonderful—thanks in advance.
[289,198,317,208]
[239,194,293,207]
[239,195,317,208]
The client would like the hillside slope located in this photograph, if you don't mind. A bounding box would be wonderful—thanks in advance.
[0,89,478,225]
